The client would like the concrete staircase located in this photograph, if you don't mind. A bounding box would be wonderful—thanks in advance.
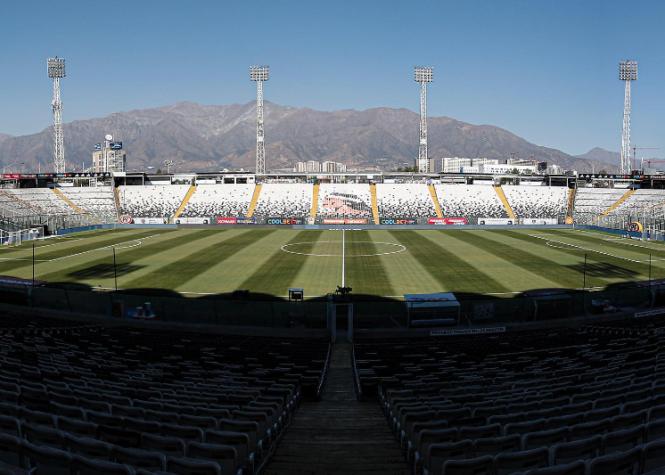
[172,185,197,222]
[494,185,517,220]
[52,188,86,214]
[428,184,444,218]
[263,343,408,474]
[310,183,320,221]
[246,184,263,218]
[601,189,635,216]
[566,187,576,224]
[370,183,380,224]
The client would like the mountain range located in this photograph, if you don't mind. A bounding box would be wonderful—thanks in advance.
[0,102,618,173]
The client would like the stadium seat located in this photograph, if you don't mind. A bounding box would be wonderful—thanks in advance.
[112,446,166,472]
[586,447,641,475]
[0,433,23,467]
[494,447,549,475]
[641,439,665,474]
[23,441,73,475]
[166,457,222,475]
[441,455,494,475]
[73,455,136,475]
[521,460,585,475]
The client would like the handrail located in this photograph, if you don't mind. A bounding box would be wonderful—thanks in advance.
[351,343,363,400]
[315,342,332,400]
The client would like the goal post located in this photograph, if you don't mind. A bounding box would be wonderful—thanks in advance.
[0,227,45,247]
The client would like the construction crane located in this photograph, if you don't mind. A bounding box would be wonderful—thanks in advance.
[633,146,660,171]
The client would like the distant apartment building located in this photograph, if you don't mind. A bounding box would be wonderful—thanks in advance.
[440,157,499,173]
[92,135,126,173]
[294,160,346,173]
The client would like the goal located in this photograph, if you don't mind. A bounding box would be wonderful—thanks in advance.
[0,227,44,247]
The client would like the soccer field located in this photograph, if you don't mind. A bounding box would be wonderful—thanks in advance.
[0,227,663,298]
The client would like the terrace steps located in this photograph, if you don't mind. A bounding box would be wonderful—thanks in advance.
[246,184,262,218]
[428,184,444,218]
[566,187,576,224]
[172,185,197,221]
[263,343,408,475]
[494,185,517,220]
[310,183,320,220]
[113,186,122,220]
[601,189,635,216]
[52,188,86,215]
[370,183,380,224]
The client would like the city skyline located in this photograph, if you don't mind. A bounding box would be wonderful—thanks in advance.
[0,0,664,158]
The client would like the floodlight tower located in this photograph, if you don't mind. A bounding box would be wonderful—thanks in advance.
[250,65,269,175]
[47,57,66,174]
[619,60,638,175]
[414,66,433,173]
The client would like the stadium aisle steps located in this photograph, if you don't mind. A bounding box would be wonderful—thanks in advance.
[52,188,86,215]
[172,184,197,221]
[247,184,263,218]
[566,187,576,223]
[601,189,636,216]
[310,184,320,221]
[370,184,380,224]
[263,343,408,474]
[494,185,517,220]
[428,184,443,218]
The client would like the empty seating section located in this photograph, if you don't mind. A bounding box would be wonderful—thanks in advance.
[252,184,312,218]
[60,187,117,221]
[355,319,665,475]
[181,185,254,218]
[573,188,628,218]
[317,184,373,219]
[1,189,71,216]
[609,189,665,216]
[376,184,435,218]
[118,185,190,219]
[503,185,568,219]
[435,184,507,218]
[0,312,329,474]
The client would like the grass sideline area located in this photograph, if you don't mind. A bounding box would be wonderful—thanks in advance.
[0,227,662,299]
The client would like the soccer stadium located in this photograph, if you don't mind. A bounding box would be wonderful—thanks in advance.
[2,3,665,473]
[2,173,665,475]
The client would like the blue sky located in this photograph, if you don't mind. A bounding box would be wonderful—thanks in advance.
[1,0,664,156]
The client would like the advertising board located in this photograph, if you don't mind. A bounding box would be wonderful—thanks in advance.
[478,218,514,225]
[380,218,417,225]
[266,217,305,225]
[428,217,468,225]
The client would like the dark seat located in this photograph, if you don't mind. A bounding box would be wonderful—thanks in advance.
[442,455,493,475]
[0,433,22,468]
[551,436,601,465]
[0,417,20,438]
[423,440,473,475]
[166,457,221,475]
[586,447,640,475]
[494,447,549,475]
[473,434,521,457]
[112,447,166,472]
[641,439,665,474]
[23,441,72,475]
[74,455,136,475]
[66,434,113,460]
[185,442,236,475]
[141,434,185,457]
[601,426,642,455]
[521,427,569,451]
[645,418,665,442]
[522,460,585,475]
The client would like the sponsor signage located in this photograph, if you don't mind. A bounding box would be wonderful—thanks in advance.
[110,141,123,150]
[380,218,417,225]
[322,218,369,225]
[523,218,558,225]
[478,218,514,225]
[216,217,237,225]
[134,217,166,225]
[628,221,644,232]
[236,217,256,224]
[174,217,210,225]
[94,143,102,151]
[428,217,468,225]
[266,217,304,225]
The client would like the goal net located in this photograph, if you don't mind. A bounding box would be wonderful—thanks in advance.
[0,227,44,247]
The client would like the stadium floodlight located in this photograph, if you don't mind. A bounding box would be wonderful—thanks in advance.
[414,66,433,174]
[48,57,66,174]
[619,60,638,175]
[250,65,270,175]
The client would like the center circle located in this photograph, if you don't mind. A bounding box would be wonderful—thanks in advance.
[281,240,406,257]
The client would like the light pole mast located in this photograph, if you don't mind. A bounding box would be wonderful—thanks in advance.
[250,65,269,175]
[47,57,66,174]
[414,66,433,173]
[619,60,637,175]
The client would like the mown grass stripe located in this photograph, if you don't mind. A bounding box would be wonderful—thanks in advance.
[453,230,592,288]
[389,230,509,293]
[548,229,665,259]
[37,230,221,283]
[123,229,276,290]
[345,231,395,296]
[240,230,323,294]
[482,230,641,287]
[0,229,169,273]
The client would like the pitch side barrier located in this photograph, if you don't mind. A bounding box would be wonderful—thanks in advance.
[576,224,665,242]
[175,224,574,231]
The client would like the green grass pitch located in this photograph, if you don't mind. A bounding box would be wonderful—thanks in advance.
[0,227,663,298]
